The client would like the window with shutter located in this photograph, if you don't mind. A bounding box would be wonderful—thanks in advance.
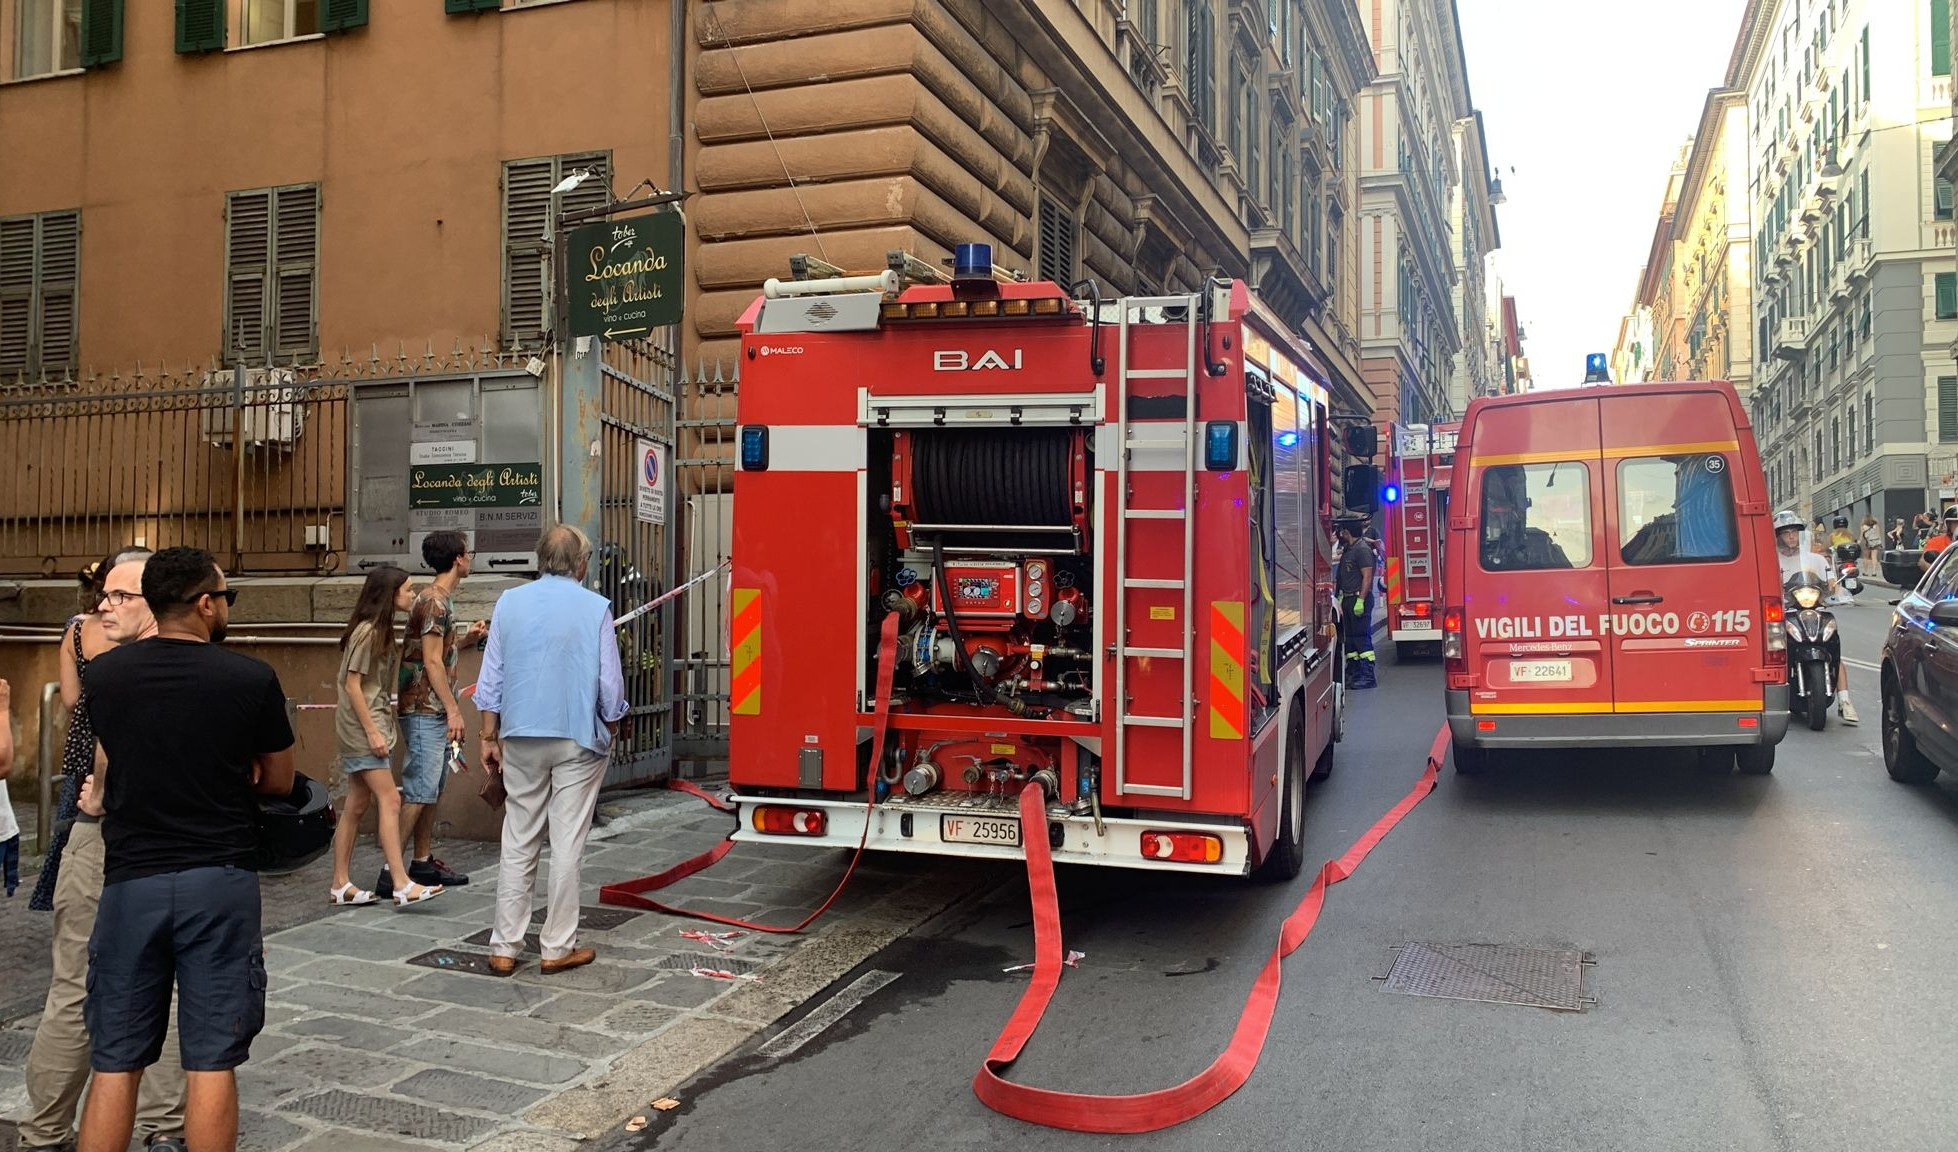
[1037,193,1077,287]
[446,0,500,12]
[1939,179,1954,220]
[501,152,610,347]
[274,185,319,360]
[224,184,321,364]
[1938,272,1958,320]
[80,0,122,66]
[1940,378,1958,442]
[0,211,81,383]
[0,218,37,381]
[175,0,225,52]
[1935,0,1951,77]
[321,0,368,32]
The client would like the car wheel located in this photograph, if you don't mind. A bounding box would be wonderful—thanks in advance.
[1883,681,1941,783]
[1253,707,1308,882]
[1735,744,1775,775]
[1453,743,1490,775]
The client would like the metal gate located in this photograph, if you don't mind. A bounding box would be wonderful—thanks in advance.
[597,336,677,786]
[673,359,737,772]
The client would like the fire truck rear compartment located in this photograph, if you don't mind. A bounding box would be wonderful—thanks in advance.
[869,424,1100,810]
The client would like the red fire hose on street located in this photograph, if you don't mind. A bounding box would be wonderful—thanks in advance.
[601,619,1444,1133]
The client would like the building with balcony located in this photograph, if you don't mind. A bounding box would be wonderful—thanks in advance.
[1355,0,1484,425]
[1739,0,1956,523]
[1675,89,1755,395]
[1446,111,1500,411]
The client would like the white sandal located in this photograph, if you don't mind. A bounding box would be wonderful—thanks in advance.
[393,881,444,908]
[328,883,377,906]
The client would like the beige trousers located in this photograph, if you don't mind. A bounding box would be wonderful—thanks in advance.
[20,820,186,1147]
[488,737,609,962]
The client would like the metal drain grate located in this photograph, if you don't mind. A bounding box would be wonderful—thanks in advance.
[405,948,506,977]
[462,928,538,953]
[280,1088,496,1143]
[530,905,642,931]
[655,951,764,976]
[1382,943,1591,1011]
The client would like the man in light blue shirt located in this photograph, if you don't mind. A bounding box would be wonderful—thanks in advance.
[476,524,628,976]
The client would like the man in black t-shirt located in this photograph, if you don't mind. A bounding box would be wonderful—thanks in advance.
[75,547,295,1152]
[1335,512,1378,689]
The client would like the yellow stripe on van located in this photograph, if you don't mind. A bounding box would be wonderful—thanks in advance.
[1612,699,1762,713]
[1471,441,1740,469]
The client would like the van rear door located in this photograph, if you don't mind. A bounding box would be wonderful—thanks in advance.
[1599,390,1765,715]
[1465,396,1612,717]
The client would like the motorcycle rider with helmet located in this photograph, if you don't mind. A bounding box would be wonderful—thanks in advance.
[1774,510,1857,724]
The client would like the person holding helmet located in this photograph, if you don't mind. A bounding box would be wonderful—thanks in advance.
[1334,511,1377,690]
[1774,511,1857,724]
[1919,507,1958,573]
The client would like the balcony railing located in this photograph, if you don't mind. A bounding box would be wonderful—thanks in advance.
[1772,317,1811,362]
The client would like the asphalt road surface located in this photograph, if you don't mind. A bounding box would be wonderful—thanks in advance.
[613,593,1958,1152]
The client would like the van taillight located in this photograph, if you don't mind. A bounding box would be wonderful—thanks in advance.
[1763,597,1786,663]
[1442,606,1464,666]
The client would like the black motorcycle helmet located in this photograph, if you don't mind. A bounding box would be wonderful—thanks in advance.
[1833,516,1848,528]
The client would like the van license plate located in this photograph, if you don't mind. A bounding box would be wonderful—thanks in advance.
[942,815,1021,846]
[1402,617,1436,631]
[1510,659,1573,683]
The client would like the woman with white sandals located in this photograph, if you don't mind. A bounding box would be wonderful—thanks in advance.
[328,566,443,908]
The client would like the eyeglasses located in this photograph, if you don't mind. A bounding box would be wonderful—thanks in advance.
[187,588,239,606]
[98,590,144,607]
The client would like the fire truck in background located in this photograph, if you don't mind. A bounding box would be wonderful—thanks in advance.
[1382,421,1459,660]
[724,246,1344,880]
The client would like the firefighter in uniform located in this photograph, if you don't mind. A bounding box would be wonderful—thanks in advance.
[1335,511,1377,689]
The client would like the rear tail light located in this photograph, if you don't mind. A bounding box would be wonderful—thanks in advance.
[1411,602,1433,617]
[1442,606,1465,665]
[1763,597,1786,663]
[753,806,829,837]
[1140,831,1223,864]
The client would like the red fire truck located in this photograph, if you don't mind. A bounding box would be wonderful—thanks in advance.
[1382,421,1458,660]
[724,247,1343,880]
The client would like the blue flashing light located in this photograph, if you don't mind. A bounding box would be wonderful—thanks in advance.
[1382,483,1401,504]
[1276,429,1301,449]
[1583,353,1611,383]
[1204,421,1239,471]
[953,243,994,281]
[739,425,769,471]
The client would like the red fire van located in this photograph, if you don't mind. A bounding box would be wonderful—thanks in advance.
[1440,380,1788,774]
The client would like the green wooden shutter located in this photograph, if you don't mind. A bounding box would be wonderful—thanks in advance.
[1937,0,1952,76]
[37,212,79,380]
[1940,378,1958,442]
[175,0,225,53]
[446,0,500,12]
[272,186,319,362]
[0,218,34,382]
[322,0,369,32]
[81,0,124,67]
[226,190,271,362]
[1940,273,1958,319]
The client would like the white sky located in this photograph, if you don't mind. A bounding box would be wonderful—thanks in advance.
[1455,0,1751,389]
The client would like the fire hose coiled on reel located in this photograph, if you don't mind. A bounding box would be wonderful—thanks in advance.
[910,428,1075,534]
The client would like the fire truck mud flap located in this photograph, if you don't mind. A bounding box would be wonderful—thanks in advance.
[730,799,1253,876]
[1445,684,1790,748]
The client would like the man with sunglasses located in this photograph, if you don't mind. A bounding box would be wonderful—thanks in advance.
[74,548,295,1152]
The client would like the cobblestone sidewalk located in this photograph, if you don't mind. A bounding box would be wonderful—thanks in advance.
[1,789,979,1151]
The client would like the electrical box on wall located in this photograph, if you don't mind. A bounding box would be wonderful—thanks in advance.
[346,373,550,575]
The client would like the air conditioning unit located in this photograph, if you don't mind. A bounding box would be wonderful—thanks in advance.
[201,367,304,450]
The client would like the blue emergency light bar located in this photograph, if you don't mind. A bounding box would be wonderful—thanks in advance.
[1583,353,1611,384]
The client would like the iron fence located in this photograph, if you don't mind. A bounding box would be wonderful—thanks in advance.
[0,345,540,577]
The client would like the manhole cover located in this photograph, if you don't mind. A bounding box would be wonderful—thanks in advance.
[1382,943,1590,1011]
[655,952,764,976]
[405,949,506,977]
[280,1089,495,1143]
[462,928,539,953]
[530,905,643,931]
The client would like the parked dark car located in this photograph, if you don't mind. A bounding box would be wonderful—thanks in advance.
[1880,549,1958,783]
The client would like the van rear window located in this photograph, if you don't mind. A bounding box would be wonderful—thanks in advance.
[1479,462,1589,570]
[1617,455,1739,565]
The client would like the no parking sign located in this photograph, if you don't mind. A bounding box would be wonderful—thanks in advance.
[635,438,667,525]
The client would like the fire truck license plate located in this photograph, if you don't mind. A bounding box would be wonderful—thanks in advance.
[1510,659,1573,683]
[941,815,1021,847]
[1402,617,1436,631]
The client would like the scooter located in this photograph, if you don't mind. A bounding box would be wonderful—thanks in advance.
[1783,570,1838,732]
[1833,542,1863,599]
